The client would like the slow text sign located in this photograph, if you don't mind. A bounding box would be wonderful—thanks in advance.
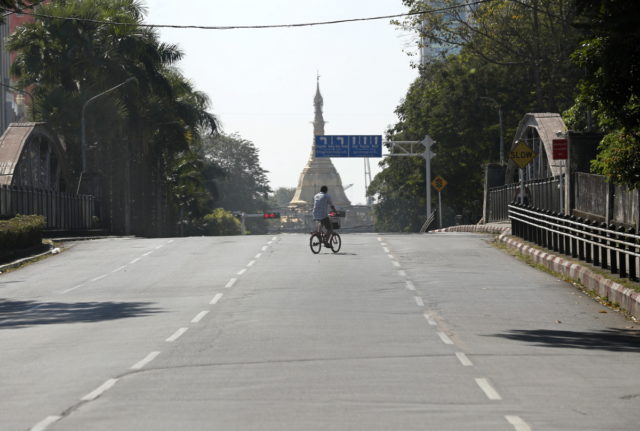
[315,135,382,158]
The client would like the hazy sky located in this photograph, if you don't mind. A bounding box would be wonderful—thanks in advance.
[144,0,418,205]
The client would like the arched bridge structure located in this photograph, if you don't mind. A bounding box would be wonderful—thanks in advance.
[505,113,568,184]
[0,123,70,190]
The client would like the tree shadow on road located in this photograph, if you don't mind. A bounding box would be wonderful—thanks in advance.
[0,299,162,329]
[489,328,640,353]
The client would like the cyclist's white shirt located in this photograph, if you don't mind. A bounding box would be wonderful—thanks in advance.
[312,192,333,220]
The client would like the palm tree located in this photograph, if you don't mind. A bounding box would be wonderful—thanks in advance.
[8,0,219,236]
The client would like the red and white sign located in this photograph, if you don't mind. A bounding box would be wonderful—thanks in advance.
[552,138,568,160]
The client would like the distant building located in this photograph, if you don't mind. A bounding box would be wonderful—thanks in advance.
[289,78,351,209]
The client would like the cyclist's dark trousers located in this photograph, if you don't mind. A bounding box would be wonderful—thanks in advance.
[320,217,331,232]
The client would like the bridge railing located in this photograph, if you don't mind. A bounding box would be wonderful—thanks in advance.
[0,185,98,231]
[488,176,562,222]
[509,203,640,281]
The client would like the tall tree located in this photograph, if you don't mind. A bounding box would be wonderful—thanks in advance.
[8,0,218,235]
[568,0,640,187]
[197,133,271,213]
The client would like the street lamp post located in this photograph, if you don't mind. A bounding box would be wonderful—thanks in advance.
[77,77,137,194]
[480,96,504,165]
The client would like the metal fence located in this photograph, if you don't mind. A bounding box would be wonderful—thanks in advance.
[488,176,562,222]
[509,204,639,281]
[0,185,98,231]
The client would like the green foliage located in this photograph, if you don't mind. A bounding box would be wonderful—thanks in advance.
[590,129,640,188]
[267,187,296,209]
[0,215,46,256]
[203,208,242,236]
[567,1,640,187]
[196,133,271,213]
[7,0,220,235]
[373,0,583,230]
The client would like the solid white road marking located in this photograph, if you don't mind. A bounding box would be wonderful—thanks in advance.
[30,416,62,431]
[130,257,141,264]
[475,378,502,400]
[225,278,237,288]
[438,331,454,345]
[405,280,416,291]
[111,265,126,273]
[81,378,118,401]
[166,327,188,342]
[210,293,223,305]
[90,274,107,282]
[455,352,473,366]
[505,415,532,431]
[424,313,437,326]
[392,261,401,267]
[191,310,209,323]
[414,296,425,307]
[398,270,407,277]
[247,260,256,267]
[60,284,85,294]
[261,246,268,251]
[131,351,160,370]
[237,268,247,276]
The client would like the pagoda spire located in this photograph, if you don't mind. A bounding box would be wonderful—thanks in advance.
[313,74,325,137]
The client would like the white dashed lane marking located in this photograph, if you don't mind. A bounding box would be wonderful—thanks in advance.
[505,415,532,431]
[414,296,424,307]
[475,378,502,400]
[392,261,401,267]
[455,352,473,366]
[405,280,416,291]
[225,278,237,288]
[398,270,407,277]
[112,265,126,273]
[131,351,160,370]
[247,260,256,267]
[437,331,454,345]
[191,310,209,323]
[166,328,188,342]
[261,246,268,251]
[81,378,118,401]
[424,313,437,326]
[210,293,223,305]
[90,274,107,282]
[237,268,247,275]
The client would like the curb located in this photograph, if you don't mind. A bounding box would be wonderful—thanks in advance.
[432,224,640,320]
[0,246,55,273]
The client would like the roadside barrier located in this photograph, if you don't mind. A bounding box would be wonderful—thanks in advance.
[509,204,639,281]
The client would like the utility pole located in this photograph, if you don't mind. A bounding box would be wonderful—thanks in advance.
[480,96,504,164]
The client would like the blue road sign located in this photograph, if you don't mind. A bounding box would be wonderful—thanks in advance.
[315,135,382,158]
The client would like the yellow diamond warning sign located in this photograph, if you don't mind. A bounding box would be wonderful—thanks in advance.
[431,175,448,192]
[509,142,537,169]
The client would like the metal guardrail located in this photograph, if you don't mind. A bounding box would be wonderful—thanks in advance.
[488,176,562,222]
[0,185,98,230]
[509,204,640,281]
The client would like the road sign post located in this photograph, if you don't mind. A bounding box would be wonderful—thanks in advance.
[509,141,537,204]
[431,175,447,228]
[384,135,436,223]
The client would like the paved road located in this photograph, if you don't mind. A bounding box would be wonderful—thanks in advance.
[1,233,638,430]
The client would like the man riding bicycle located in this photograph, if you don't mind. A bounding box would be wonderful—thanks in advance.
[312,185,337,245]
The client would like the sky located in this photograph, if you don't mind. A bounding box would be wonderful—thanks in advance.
[144,0,418,205]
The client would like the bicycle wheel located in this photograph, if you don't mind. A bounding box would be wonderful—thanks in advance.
[329,232,341,253]
[309,233,322,254]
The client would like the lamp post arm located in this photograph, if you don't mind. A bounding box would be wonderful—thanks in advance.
[78,77,137,194]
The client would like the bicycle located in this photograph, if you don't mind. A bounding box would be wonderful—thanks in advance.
[309,211,343,254]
